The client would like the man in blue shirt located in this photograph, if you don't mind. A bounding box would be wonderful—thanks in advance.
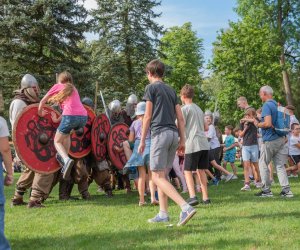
[254,86,292,197]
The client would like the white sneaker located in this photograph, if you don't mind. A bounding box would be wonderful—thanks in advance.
[241,185,251,191]
[232,175,238,180]
[220,175,226,180]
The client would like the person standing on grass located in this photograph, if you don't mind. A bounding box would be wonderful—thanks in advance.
[204,114,236,183]
[180,84,210,206]
[138,59,196,226]
[222,125,238,176]
[0,110,14,250]
[239,108,262,191]
[254,85,293,197]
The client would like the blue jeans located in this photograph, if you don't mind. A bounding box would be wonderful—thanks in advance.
[0,166,11,250]
[57,115,87,134]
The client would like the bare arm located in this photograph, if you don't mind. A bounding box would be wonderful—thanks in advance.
[295,143,300,149]
[0,137,13,186]
[175,104,185,153]
[38,95,50,116]
[204,119,209,131]
[128,131,135,143]
[256,115,272,128]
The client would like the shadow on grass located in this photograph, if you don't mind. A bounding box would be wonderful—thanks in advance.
[9,229,263,250]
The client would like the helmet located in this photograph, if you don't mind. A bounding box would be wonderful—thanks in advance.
[204,110,213,117]
[127,94,138,105]
[108,100,122,114]
[82,97,94,108]
[21,74,38,89]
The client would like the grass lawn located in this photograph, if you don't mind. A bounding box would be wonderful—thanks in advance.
[3,171,300,250]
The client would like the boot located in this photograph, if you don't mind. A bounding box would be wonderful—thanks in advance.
[27,200,45,208]
[81,191,91,200]
[106,190,113,198]
[11,197,27,206]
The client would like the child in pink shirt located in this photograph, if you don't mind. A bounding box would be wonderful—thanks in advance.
[38,71,87,180]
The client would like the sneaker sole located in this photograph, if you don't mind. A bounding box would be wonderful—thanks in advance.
[258,194,273,197]
[62,159,74,180]
[177,210,197,226]
[281,194,294,198]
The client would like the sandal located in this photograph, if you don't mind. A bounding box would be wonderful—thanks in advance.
[151,200,159,206]
[139,201,147,206]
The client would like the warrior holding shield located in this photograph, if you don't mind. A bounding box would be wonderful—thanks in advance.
[10,74,57,208]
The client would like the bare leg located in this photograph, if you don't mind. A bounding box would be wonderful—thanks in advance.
[205,169,215,179]
[231,163,237,175]
[138,166,146,203]
[123,141,132,160]
[211,160,231,175]
[197,170,208,200]
[252,162,261,182]
[54,132,70,160]
[148,170,158,203]
[152,170,186,213]
[184,171,196,198]
[243,161,251,184]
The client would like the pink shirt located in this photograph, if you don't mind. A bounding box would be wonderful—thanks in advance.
[46,83,87,116]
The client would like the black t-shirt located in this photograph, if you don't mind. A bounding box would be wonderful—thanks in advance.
[240,121,258,146]
[143,81,178,136]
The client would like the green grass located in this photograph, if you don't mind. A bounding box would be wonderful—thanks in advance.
[3,171,300,250]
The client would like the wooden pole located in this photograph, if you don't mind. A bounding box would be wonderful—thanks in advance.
[94,81,99,112]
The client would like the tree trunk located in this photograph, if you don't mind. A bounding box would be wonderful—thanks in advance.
[277,0,293,105]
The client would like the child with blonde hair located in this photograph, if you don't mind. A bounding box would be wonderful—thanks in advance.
[38,71,87,180]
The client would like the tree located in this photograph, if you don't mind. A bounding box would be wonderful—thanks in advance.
[0,0,89,117]
[208,17,283,126]
[91,0,163,100]
[160,22,204,94]
[236,0,300,105]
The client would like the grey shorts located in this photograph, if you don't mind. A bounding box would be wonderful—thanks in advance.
[150,130,178,171]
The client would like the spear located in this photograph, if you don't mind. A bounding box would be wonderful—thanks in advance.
[99,90,111,126]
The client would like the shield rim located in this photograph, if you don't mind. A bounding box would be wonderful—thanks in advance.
[107,122,129,170]
[91,113,111,161]
[12,103,61,174]
[68,104,96,159]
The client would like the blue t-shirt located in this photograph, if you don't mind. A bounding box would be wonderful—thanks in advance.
[224,135,236,155]
[261,100,280,142]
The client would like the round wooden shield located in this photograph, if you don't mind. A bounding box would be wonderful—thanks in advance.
[91,114,111,161]
[69,105,96,159]
[13,104,60,174]
[107,123,129,170]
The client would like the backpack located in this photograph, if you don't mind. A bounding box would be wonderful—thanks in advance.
[266,100,290,137]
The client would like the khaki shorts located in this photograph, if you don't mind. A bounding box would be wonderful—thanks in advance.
[150,130,178,171]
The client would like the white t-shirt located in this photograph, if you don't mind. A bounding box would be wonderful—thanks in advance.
[205,124,220,149]
[288,135,300,156]
[181,103,210,154]
[9,99,27,129]
[0,116,10,138]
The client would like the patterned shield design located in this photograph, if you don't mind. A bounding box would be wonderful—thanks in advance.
[91,113,111,161]
[69,105,96,159]
[107,123,129,170]
[13,104,60,174]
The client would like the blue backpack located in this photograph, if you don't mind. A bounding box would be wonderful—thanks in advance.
[266,100,290,137]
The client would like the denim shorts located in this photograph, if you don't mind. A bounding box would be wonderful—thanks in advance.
[58,115,87,135]
[242,145,259,162]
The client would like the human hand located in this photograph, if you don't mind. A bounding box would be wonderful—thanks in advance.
[177,140,185,155]
[4,174,14,186]
[38,109,48,117]
[223,147,227,152]
[138,141,145,154]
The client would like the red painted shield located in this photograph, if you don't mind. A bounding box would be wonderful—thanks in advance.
[91,114,111,161]
[13,104,60,174]
[107,123,129,170]
[69,105,96,159]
